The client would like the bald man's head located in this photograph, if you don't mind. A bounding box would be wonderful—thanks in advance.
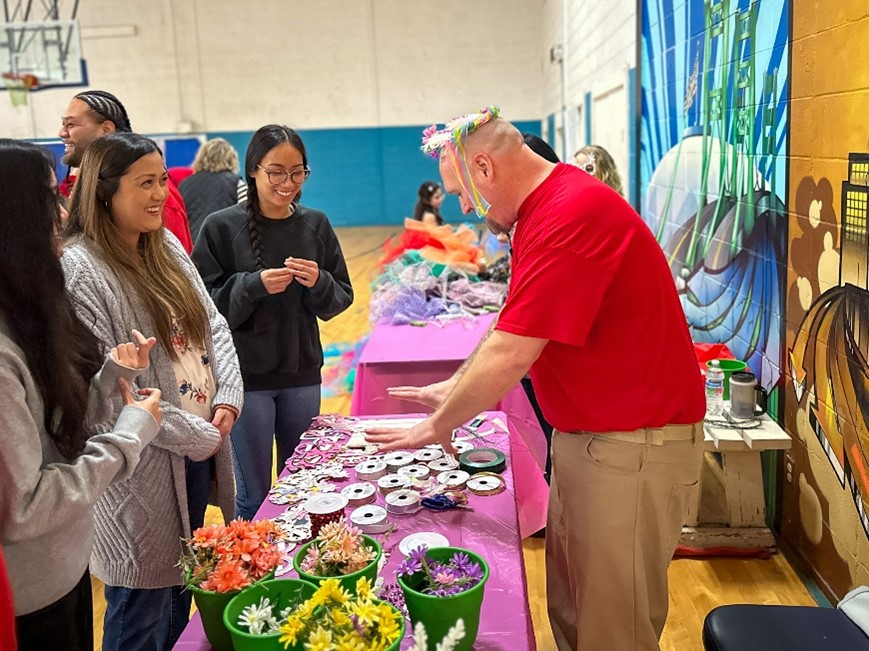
[461,117,524,159]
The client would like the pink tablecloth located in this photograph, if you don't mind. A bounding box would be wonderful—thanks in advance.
[350,315,548,537]
[174,412,537,650]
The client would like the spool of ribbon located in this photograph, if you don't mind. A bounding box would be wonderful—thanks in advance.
[428,456,459,473]
[349,504,390,534]
[452,440,475,454]
[414,448,444,462]
[304,493,349,537]
[466,472,506,496]
[458,448,506,475]
[385,451,416,471]
[398,463,431,480]
[385,489,423,515]
[341,482,377,507]
[437,469,470,490]
[355,459,388,481]
[377,473,410,495]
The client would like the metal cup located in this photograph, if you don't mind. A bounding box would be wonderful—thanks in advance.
[729,371,768,419]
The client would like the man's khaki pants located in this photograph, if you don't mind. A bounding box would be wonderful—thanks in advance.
[546,424,704,650]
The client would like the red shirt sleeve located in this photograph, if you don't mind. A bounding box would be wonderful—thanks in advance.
[163,183,193,253]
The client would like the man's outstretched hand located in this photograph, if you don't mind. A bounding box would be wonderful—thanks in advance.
[365,418,456,454]
[386,378,455,410]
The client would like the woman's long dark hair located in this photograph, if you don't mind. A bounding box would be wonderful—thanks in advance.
[0,139,102,459]
[244,124,308,269]
[413,180,444,225]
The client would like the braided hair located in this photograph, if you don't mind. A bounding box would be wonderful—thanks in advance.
[73,90,132,133]
[243,125,308,269]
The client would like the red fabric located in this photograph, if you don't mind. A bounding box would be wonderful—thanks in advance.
[167,166,193,187]
[693,342,736,374]
[163,180,193,253]
[496,164,706,433]
[59,173,193,253]
[0,548,16,650]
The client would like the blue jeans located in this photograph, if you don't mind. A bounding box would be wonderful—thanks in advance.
[231,384,321,519]
[102,584,189,651]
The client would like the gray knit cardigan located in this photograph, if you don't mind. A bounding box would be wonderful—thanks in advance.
[61,231,244,589]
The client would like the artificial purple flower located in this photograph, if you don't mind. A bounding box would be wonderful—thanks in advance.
[408,545,429,566]
[451,552,472,572]
[460,562,484,584]
[396,556,422,577]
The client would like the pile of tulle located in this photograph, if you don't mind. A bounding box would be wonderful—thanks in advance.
[370,251,507,325]
[379,218,486,273]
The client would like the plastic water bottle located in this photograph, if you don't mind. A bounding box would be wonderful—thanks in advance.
[705,360,725,418]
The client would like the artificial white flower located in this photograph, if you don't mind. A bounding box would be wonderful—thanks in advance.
[238,596,280,635]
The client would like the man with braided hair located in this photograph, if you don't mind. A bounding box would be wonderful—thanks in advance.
[58,89,193,252]
[367,108,705,650]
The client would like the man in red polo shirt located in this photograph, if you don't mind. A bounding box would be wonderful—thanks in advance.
[367,108,705,651]
[58,90,193,252]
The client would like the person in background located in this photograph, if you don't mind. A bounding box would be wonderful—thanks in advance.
[58,89,194,252]
[0,138,162,651]
[367,108,704,651]
[181,138,248,241]
[412,180,446,225]
[573,144,624,195]
[193,124,353,520]
[62,133,244,650]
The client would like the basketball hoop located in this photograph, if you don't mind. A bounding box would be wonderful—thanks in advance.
[2,72,39,108]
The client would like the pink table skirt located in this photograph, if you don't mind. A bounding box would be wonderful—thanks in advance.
[350,315,549,537]
[174,411,537,650]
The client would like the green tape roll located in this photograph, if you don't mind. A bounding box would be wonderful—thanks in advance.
[458,447,506,475]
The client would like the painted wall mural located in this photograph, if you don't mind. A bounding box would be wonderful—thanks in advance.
[640,0,789,399]
[642,0,869,600]
[780,0,869,599]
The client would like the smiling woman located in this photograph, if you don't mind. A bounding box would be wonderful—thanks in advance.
[61,132,244,650]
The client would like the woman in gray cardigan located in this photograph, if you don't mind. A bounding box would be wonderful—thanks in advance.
[0,139,162,650]
[63,133,244,650]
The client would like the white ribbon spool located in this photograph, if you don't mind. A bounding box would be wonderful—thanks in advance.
[428,456,459,472]
[398,464,431,480]
[384,451,416,471]
[385,489,422,515]
[355,459,388,481]
[377,473,410,495]
[349,505,390,534]
[437,469,470,489]
[452,441,475,454]
[341,482,377,507]
[414,448,444,462]
[304,492,349,515]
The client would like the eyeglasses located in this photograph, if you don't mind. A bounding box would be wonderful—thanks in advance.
[256,165,311,185]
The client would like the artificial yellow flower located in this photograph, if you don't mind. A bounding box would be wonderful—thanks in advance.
[375,607,402,644]
[320,578,350,605]
[278,615,305,648]
[354,576,373,600]
[349,599,379,626]
[294,598,317,622]
[329,605,351,628]
[334,631,367,651]
[305,625,334,651]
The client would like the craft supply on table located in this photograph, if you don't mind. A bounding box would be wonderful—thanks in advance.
[398,463,431,480]
[385,451,416,470]
[305,493,349,537]
[398,531,450,556]
[386,489,423,515]
[355,458,388,481]
[341,481,377,507]
[466,472,507,496]
[414,447,444,462]
[459,447,507,474]
[378,473,410,495]
[421,493,474,512]
[452,440,475,454]
[349,504,391,534]
[428,456,460,472]
[437,469,471,490]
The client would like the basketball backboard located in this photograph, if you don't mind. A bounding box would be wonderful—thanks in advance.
[0,20,87,90]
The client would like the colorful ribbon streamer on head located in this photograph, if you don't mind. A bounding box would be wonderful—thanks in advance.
[421,106,500,219]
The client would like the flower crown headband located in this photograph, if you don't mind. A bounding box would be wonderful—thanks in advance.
[420,105,500,218]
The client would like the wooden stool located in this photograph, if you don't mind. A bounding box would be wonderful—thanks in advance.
[681,404,792,551]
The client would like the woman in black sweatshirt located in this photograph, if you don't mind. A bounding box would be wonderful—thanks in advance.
[192,125,353,519]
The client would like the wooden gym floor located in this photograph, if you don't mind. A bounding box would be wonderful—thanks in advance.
[90,226,815,650]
